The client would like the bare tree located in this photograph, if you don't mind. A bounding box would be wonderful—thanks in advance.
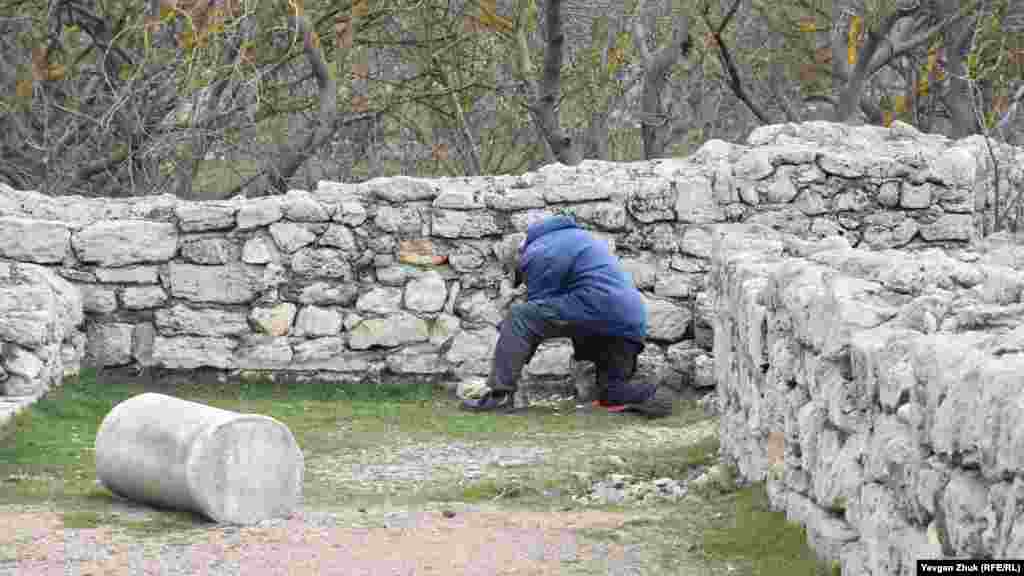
[630,0,693,159]
[513,0,582,166]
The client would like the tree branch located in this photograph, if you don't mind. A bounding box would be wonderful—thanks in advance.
[530,0,580,165]
[703,0,771,125]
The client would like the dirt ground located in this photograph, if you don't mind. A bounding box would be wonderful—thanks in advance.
[3,504,677,576]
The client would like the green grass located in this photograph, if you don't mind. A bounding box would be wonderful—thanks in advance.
[700,484,834,575]
[0,369,833,574]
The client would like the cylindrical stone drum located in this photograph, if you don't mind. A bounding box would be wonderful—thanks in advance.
[95,393,304,525]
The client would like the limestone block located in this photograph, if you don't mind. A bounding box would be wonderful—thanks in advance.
[95,393,303,524]
[448,244,487,272]
[155,304,250,337]
[455,291,503,326]
[167,263,264,304]
[179,236,239,265]
[236,197,283,230]
[376,265,418,286]
[539,177,615,203]
[95,266,160,284]
[250,303,297,336]
[680,227,713,259]
[151,336,236,369]
[293,281,358,306]
[940,472,990,556]
[347,312,429,350]
[645,296,692,342]
[355,286,404,316]
[860,213,919,250]
[560,202,628,231]
[428,313,461,345]
[282,190,330,222]
[929,147,980,189]
[374,205,423,234]
[920,213,974,242]
[444,328,499,375]
[2,343,44,380]
[293,305,342,337]
[132,323,156,366]
[404,271,447,313]
[674,176,721,224]
[484,189,546,211]
[333,201,368,226]
[432,209,501,238]
[365,175,438,203]
[85,323,134,367]
[290,248,352,279]
[241,235,280,265]
[525,340,573,377]
[78,284,118,314]
[269,222,317,253]
[317,224,358,252]
[0,262,82,350]
[433,190,487,210]
[654,271,696,298]
[0,217,72,263]
[386,345,449,375]
[175,202,237,232]
[234,335,293,369]
[120,286,167,310]
[627,180,677,223]
[733,148,775,180]
[761,171,800,204]
[73,220,178,266]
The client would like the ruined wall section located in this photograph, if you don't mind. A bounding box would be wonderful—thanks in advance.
[713,224,1024,574]
[0,120,1014,398]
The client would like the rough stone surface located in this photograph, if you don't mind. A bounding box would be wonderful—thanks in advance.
[348,313,429,350]
[293,306,342,337]
[73,221,178,266]
[0,121,1014,413]
[86,323,134,367]
[404,271,448,313]
[155,304,250,337]
[250,303,297,337]
[120,286,167,310]
[356,287,404,316]
[166,263,264,304]
[714,224,1024,574]
[0,217,71,263]
[0,261,84,394]
[175,202,237,232]
[179,236,239,265]
[151,336,236,369]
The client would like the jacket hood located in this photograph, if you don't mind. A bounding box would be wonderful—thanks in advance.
[523,215,578,249]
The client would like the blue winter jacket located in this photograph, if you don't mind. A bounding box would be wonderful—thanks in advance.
[517,216,647,343]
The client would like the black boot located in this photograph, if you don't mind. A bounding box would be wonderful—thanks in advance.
[460,389,517,413]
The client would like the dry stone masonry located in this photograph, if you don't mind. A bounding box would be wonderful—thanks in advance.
[1,121,1014,403]
[1,119,1023,561]
[0,120,1018,403]
[714,224,1024,574]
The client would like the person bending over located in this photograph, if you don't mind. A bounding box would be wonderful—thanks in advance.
[461,215,674,417]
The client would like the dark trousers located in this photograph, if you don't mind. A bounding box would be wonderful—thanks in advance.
[487,302,653,404]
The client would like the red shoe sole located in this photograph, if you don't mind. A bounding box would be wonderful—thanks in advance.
[592,400,628,413]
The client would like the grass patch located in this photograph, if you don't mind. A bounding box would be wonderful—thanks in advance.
[700,484,833,575]
[590,435,721,481]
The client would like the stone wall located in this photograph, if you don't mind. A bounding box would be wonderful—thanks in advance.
[0,120,1018,400]
[0,260,84,414]
[713,224,1024,574]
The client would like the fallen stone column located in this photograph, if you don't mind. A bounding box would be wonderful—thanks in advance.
[95,392,303,525]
